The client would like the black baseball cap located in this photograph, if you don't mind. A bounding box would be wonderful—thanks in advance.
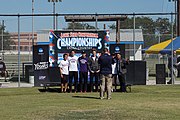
[81,51,86,54]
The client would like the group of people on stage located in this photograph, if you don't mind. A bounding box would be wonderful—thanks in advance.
[59,48,129,99]
[59,49,100,93]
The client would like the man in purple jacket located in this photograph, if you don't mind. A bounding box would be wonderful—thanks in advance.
[78,51,89,92]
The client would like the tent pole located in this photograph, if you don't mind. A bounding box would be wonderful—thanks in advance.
[133,13,136,61]
[158,33,161,63]
[167,55,169,78]
[18,15,21,87]
[171,12,174,85]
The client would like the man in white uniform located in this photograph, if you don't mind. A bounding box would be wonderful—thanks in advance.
[68,50,78,92]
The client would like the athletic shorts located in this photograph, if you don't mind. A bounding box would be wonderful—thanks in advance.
[61,74,68,84]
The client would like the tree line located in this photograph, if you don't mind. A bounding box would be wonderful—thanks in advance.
[67,16,175,48]
[109,16,174,48]
[0,24,14,50]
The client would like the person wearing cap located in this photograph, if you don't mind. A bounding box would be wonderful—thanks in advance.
[88,49,100,92]
[0,57,8,82]
[68,50,78,93]
[78,51,89,92]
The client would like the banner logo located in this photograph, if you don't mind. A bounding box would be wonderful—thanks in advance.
[57,37,102,50]
[55,32,103,50]
[38,48,43,53]
[115,46,120,52]
[39,76,46,80]
[34,62,48,70]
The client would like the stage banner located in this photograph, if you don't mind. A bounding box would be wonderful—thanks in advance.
[33,45,49,86]
[49,30,108,67]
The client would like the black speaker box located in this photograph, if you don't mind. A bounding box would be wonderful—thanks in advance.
[156,64,166,84]
[126,61,146,85]
[49,67,61,82]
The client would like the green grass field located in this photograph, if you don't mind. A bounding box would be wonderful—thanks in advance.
[0,85,180,120]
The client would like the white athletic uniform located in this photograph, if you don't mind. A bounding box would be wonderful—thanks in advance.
[68,56,78,72]
[59,60,69,75]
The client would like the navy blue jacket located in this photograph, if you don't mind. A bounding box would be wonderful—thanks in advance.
[98,53,113,75]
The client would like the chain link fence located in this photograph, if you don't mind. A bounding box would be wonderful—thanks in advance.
[0,13,178,86]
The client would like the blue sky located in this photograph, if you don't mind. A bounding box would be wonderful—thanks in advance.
[0,0,175,32]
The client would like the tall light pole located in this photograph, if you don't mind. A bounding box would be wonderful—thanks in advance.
[1,20,4,60]
[18,15,21,87]
[168,0,180,36]
[32,0,34,64]
[177,0,180,36]
[133,13,136,61]
[171,13,174,85]
[175,0,177,36]
[48,0,62,30]
[168,1,177,84]
[28,33,31,61]
[158,31,161,64]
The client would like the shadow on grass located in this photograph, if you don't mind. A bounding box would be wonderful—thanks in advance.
[72,95,100,99]
[38,88,61,93]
